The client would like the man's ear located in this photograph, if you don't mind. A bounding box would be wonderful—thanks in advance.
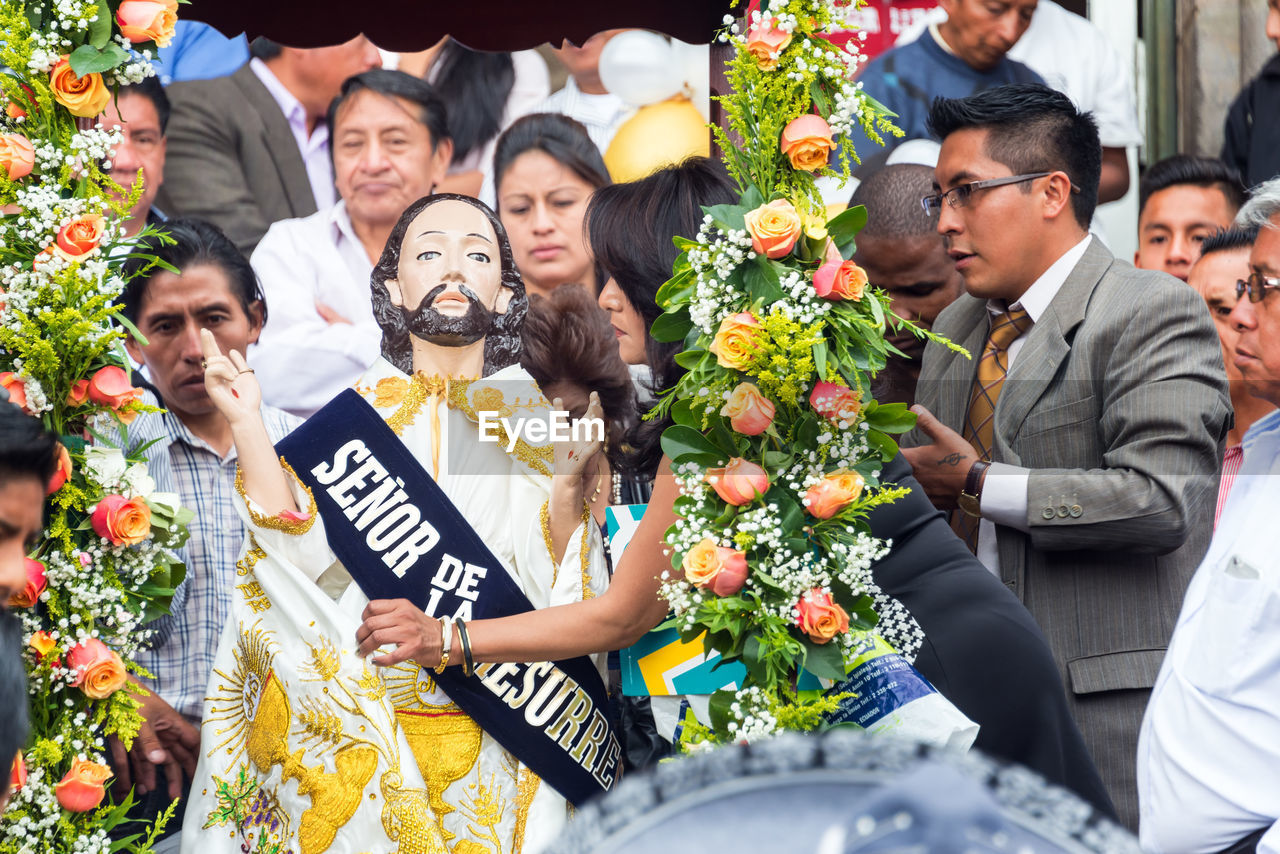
[1041,172,1075,222]
[124,333,145,366]
[385,277,404,308]
[246,300,265,345]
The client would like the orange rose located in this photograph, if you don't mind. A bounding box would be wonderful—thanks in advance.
[809,380,861,423]
[28,630,58,662]
[743,199,803,259]
[709,547,748,596]
[780,114,835,172]
[52,214,106,262]
[795,589,850,644]
[745,19,792,70]
[87,365,143,410]
[0,134,35,181]
[48,57,110,118]
[54,757,112,812]
[804,470,865,520]
[705,457,769,506]
[682,538,723,586]
[47,442,72,495]
[66,638,127,699]
[813,259,868,301]
[10,752,26,794]
[116,0,179,47]
[90,494,151,546]
[0,373,28,412]
[67,378,91,407]
[709,312,763,370]
[721,382,775,435]
[8,557,45,609]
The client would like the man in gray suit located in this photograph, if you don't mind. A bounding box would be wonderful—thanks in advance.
[155,35,381,255]
[901,84,1230,829]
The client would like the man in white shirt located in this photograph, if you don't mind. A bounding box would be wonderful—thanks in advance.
[1139,179,1280,854]
[249,70,452,417]
[155,35,381,255]
[901,83,1230,829]
[538,31,629,156]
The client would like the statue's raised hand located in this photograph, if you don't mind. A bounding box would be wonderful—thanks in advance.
[552,391,605,480]
[200,328,262,426]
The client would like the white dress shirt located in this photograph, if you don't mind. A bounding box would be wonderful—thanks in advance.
[536,77,629,157]
[249,58,336,211]
[975,234,1092,575]
[248,201,379,417]
[1137,408,1280,854]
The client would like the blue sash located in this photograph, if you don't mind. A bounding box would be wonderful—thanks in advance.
[276,389,621,806]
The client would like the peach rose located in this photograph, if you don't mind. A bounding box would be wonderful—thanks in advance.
[5,102,24,120]
[28,630,57,661]
[809,380,861,423]
[682,538,723,586]
[780,114,835,172]
[90,494,151,546]
[0,373,28,412]
[52,214,106,262]
[47,442,72,495]
[48,57,110,118]
[813,259,868,301]
[795,589,850,644]
[0,134,35,181]
[709,547,749,596]
[705,457,769,506]
[67,378,90,407]
[709,312,764,370]
[10,752,26,794]
[721,382,775,435]
[804,470,865,520]
[87,365,143,411]
[745,19,793,70]
[8,557,46,609]
[116,0,179,47]
[743,199,803,259]
[66,638,127,699]
[54,757,112,812]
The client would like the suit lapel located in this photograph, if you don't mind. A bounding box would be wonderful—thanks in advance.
[232,64,317,217]
[930,295,990,431]
[996,239,1115,449]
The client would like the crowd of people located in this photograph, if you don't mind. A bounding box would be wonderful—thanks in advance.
[4,1,1280,850]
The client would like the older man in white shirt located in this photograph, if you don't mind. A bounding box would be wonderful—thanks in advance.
[249,70,452,417]
[1138,178,1280,854]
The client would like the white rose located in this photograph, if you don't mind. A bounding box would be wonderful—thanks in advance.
[123,462,155,498]
[83,447,127,486]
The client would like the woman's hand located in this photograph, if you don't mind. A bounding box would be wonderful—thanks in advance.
[200,328,262,427]
[552,391,604,480]
[356,599,443,668]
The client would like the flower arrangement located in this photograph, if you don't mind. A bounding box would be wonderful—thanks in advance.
[0,1,191,851]
[652,0,965,745]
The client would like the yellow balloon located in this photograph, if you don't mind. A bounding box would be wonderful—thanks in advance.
[604,97,711,183]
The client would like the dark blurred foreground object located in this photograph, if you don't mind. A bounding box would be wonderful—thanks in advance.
[547,730,1138,854]
[187,0,735,51]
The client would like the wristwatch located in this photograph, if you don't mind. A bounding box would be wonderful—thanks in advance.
[957,460,990,519]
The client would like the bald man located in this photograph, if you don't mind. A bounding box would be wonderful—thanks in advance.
[852,164,966,405]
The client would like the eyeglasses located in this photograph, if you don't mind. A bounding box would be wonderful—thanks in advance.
[1236,272,1280,303]
[920,172,1079,215]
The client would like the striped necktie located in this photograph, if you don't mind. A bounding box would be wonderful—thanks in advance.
[952,304,1033,551]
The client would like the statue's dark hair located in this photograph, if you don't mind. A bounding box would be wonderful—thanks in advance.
[370,193,527,375]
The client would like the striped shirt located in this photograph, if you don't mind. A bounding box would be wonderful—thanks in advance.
[129,394,300,722]
[1214,444,1244,528]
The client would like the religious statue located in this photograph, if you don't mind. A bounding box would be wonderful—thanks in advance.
[181,194,614,854]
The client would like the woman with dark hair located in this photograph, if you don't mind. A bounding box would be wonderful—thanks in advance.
[493,113,612,299]
[349,159,1116,817]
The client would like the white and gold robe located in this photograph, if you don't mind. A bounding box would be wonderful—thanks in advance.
[181,359,610,854]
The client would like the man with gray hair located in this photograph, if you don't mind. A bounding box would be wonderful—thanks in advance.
[851,164,965,405]
[1138,176,1280,853]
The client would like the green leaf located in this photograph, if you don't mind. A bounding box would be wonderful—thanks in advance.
[742,635,769,682]
[670,398,698,429]
[707,687,738,732]
[863,401,917,434]
[802,638,847,681]
[655,268,695,309]
[69,43,130,76]
[660,424,729,466]
[706,202,747,232]
[813,340,828,382]
[826,204,868,257]
[88,4,114,48]
[674,349,705,371]
[865,429,901,462]
[650,308,692,343]
[743,256,783,303]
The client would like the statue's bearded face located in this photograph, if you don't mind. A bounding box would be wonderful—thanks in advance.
[385,198,512,348]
